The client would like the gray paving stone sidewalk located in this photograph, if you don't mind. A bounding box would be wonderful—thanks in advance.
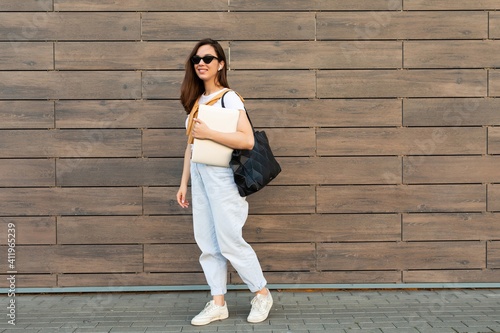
[1,289,499,333]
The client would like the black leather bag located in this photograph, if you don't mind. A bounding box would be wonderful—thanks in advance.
[229,111,281,197]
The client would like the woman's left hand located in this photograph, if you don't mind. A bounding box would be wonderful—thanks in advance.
[191,118,211,140]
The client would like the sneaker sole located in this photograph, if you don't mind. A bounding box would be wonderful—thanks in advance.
[191,312,229,326]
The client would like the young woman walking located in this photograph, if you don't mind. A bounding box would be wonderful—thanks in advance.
[176,38,273,326]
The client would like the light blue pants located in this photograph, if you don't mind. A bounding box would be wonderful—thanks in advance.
[190,162,267,296]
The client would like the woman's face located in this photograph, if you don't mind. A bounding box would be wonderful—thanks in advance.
[193,44,223,83]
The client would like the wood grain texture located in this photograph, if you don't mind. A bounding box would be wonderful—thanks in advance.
[0,13,140,41]
[404,0,500,10]
[245,271,402,285]
[0,71,141,100]
[489,70,500,96]
[142,12,315,41]
[55,42,217,70]
[318,241,485,270]
[487,241,500,268]
[317,185,486,213]
[317,70,487,98]
[143,187,192,216]
[317,11,488,40]
[490,128,500,154]
[0,217,56,245]
[0,274,55,288]
[0,159,55,187]
[57,273,207,287]
[317,127,486,156]
[492,12,500,39]
[54,0,227,11]
[1,0,52,11]
[252,243,316,272]
[403,213,500,241]
[404,269,500,283]
[0,42,53,70]
[57,158,183,186]
[0,101,54,129]
[403,98,500,126]
[244,214,401,243]
[0,188,142,216]
[404,41,500,68]
[404,156,500,184]
[56,100,184,129]
[0,245,143,273]
[144,244,201,272]
[489,185,500,212]
[142,71,184,99]
[0,130,141,158]
[230,41,402,69]
[247,99,402,128]
[229,0,402,11]
[58,216,194,245]
[142,129,187,158]
[276,157,401,185]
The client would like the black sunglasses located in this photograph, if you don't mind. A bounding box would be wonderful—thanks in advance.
[191,55,219,64]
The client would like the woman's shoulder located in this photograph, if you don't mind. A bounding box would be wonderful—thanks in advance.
[223,90,245,109]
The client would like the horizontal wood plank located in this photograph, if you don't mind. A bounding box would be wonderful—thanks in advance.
[246,271,402,285]
[0,217,56,245]
[317,70,487,98]
[56,100,185,129]
[0,159,55,187]
[489,70,500,97]
[0,188,142,216]
[0,274,55,288]
[0,245,143,273]
[491,12,500,39]
[318,242,485,270]
[1,0,52,11]
[0,130,141,158]
[143,187,192,216]
[0,101,54,129]
[403,98,500,126]
[317,185,486,213]
[57,158,183,186]
[142,12,315,41]
[276,157,401,185]
[317,127,486,156]
[403,213,500,241]
[54,0,227,11]
[317,11,488,40]
[404,0,500,10]
[405,40,500,68]
[230,41,402,69]
[0,71,141,100]
[0,42,53,70]
[55,42,223,70]
[58,216,194,245]
[57,273,207,287]
[490,127,500,154]
[488,242,500,268]
[252,243,316,272]
[142,71,184,99]
[144,244,201,272]
[247,99,402,128]
[0,13,140,41]
[244,214,400,243]
[142,129,186,158]
[230,71,316,99]
[229,0,401,11]
[489,184,500,212]
[404,156,500,184]
[404,269,500,283]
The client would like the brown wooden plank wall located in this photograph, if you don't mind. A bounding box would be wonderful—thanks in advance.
[0,0,499,289]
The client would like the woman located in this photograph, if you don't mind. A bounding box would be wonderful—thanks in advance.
[176,38,273,326]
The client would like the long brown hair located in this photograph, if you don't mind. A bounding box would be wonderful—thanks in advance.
[180,38,230,114]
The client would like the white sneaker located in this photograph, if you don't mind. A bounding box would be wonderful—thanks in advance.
[247,290,273,323]
[191,300,229,326]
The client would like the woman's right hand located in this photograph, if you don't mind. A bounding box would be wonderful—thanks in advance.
[176,185,190,208]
